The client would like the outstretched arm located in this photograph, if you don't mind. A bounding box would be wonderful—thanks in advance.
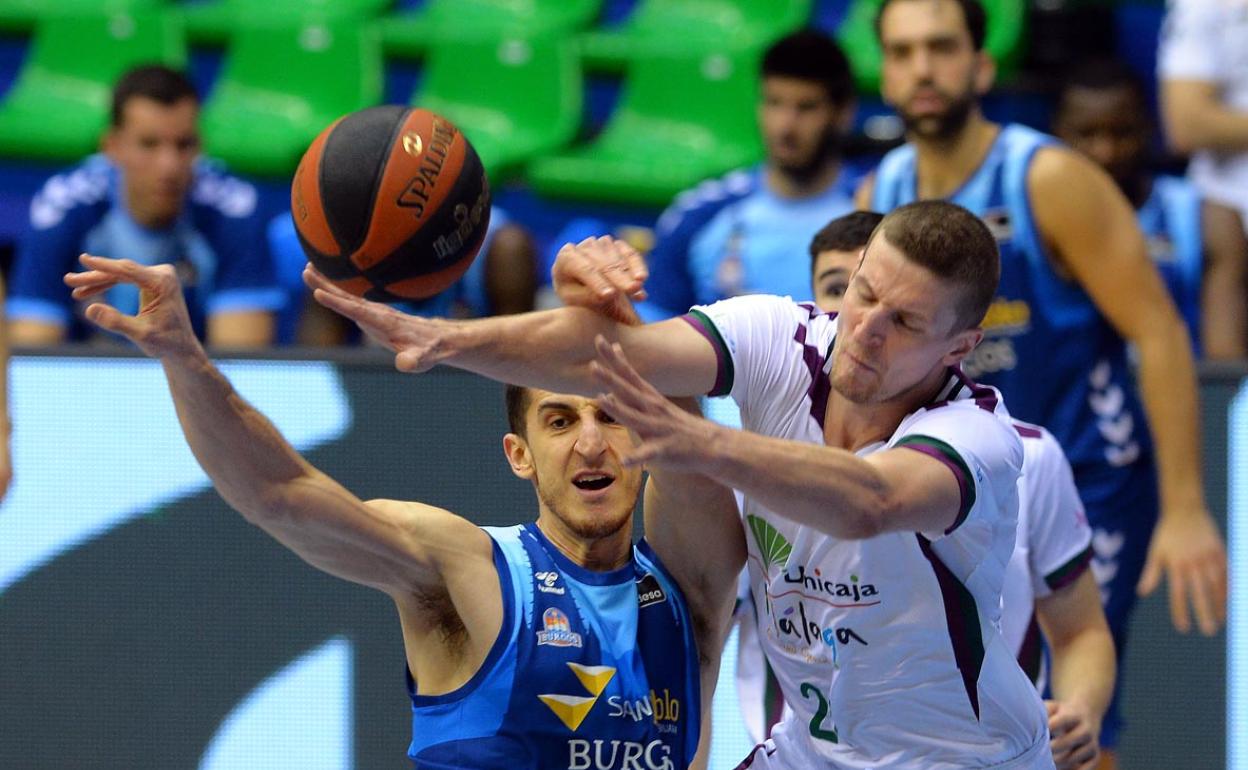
[1030,147,1227,635]
[64,255,493,598]
[592,338,973,539]
[305,237,719,397]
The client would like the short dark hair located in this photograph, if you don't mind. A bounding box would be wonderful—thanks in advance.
[875,0,987,51]
[761,29,855,107]
[810,211,886,259]
[1057,57,1147,111]
[871,201,999,330]
[111,65,198,127]
[505,384,531,437]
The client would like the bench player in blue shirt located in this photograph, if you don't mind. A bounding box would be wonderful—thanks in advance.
[9,66,281,348]
[65,256,743,770]
[857,0,1227,760]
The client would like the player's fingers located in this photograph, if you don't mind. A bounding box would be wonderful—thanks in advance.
[563,242,618,299]
[1211,558,1229,625]
[1186,561,1219,636]
[1136,549,1162,597]
[610,238,648,288]
[302,265,357,302]
[83,302,141,339]
[66,273,122,300]
[1167,560,1192,634]
[1073,746,1100,770]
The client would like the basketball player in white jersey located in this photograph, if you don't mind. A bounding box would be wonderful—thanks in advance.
[306,200,1054,768]
[809,212,1115,770]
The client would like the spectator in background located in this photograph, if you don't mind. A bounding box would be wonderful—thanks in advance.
[267,207,537,345]
[7,65,280,347]
[1054,58,1247,360]
[638,29,858,321]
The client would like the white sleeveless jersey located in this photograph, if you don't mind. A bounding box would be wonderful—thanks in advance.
[684,295,1051,769]
[1000,421,1094,688]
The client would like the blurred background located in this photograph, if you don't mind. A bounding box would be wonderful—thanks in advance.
[0,1,1243,768]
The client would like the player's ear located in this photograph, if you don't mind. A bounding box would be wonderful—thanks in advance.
[943,326,983,366]
[503,433,535,480]
[973,51,997,96]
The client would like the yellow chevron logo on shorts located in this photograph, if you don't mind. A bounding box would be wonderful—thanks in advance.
[538,663,616,731]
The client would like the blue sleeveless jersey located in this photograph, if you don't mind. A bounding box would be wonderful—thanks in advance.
[871,124,1153,490]
[406,523,701,770]
[1138,175,1203,355]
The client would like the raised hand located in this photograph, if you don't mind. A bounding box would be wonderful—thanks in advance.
[303,265,452,373]
[63,254,202,361]
[552,236,648,325]
[589,335,714,471]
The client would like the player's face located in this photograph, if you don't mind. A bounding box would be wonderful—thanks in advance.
[830,234,978,403]
[506,391,643,542]
[812,248,863,313]
[878,0,993,140]
[105,96,200,228]
[759,76,846,176]
[1054,86,1149,190]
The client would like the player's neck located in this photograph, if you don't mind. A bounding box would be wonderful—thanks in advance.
[123,187,178,230]
[911,112,999,200]
[823,367,951,451]
[536,515,633,572]
[766,157,841,200]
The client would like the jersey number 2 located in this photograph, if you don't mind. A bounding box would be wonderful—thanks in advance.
[799,682,839,743]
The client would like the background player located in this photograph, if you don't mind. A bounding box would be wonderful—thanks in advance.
[307,200,1055,769]
[64,254,743,769]
[1052,57,1246,360]
[856,0,1226,758]
[8,65,280,348]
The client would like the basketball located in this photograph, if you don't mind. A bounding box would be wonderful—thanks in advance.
[291,105,491,302]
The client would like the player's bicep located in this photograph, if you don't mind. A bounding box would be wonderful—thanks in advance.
[863,446,967,536]
[1030,148,1183,343]
[1034,571,1108,648]
[617,317,720,396]
[258,473,490,596]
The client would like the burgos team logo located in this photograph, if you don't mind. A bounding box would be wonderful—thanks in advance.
[537,607,583,648]
[538,662,616,730]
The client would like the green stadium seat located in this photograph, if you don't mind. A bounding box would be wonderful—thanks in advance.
[0,10,185,162]
[579,0,811,72]
[180,0,391,46]
[381,0,601,59]
[199,18,383,178]
[837,0,1026,94]
[527,44,764,207]
[0,0,165,34]
[414,30,581,180]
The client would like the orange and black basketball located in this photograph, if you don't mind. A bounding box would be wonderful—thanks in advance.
[291,105,490,302]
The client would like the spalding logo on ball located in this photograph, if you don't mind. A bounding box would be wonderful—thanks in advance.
[292,105,490,302]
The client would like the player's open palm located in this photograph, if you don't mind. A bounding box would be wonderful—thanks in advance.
[63,254,202,361]
[1138,509,1227,635]
[303,265,447,372]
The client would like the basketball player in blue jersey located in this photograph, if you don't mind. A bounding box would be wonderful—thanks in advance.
[638,30,858,321]
[1052,58,1247,360]
[63,256,744,770]
[855,0,1227,759]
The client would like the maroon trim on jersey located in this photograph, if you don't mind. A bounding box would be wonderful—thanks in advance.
[793,321,833,430]
[1017,614,1044,685]
[896,435,977,534]
[917,534,986,721]
[1044,544,1094,592]
[1013,422,1044,439]
[681,310,734,397]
